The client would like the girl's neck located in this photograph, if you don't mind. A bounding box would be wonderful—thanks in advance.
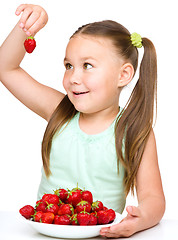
[79,107,120,135]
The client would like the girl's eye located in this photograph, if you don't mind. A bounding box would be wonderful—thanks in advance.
[83,63,93,70]
[65,63,73,70]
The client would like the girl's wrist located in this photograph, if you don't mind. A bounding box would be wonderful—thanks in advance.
[0,21,27,71]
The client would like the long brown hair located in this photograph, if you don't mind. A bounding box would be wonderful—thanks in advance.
[42,20,157,195]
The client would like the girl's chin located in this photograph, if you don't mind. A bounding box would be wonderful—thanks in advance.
[72,103,92,114]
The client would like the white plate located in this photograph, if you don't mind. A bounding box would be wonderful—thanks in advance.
[20,212,122,238]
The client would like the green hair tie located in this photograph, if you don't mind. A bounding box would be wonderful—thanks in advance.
[131,32,142,48]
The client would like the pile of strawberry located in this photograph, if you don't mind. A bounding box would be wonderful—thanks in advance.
[19,186,116,226]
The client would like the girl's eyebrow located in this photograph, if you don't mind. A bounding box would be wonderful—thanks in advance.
[64,56,98,62]
[64,57,69,62]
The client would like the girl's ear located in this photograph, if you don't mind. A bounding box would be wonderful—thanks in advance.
[117,63,134,87]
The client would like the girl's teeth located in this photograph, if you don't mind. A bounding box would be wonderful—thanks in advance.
[74,92,88,95]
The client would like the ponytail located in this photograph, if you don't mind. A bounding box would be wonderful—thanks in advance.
[42,95,77,177]
[115,37,157,195]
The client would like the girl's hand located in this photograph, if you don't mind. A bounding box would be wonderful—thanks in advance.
[100,206,143,238]
[15,4,48,36]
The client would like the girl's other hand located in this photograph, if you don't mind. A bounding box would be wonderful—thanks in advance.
[100,206,143,238]
[15,4,48,36]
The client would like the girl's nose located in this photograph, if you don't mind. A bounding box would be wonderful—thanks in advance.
[69,69,82,85]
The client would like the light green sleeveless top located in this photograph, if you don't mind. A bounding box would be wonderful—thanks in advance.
[37,110,126,213]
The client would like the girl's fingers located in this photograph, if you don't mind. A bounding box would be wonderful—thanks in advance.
[102,231,130,238]
[25,11,48,36]
[126,206,141,217]
[15,4,28,16]
[101,221,134,238]
[15,4,48,36]
[24,11,40,29]
[22,12,41,36]
[19,7,34,29]
[100,225,130,238]
[100,207,140,238]
[26,17,43,36]
[101,231,119,238]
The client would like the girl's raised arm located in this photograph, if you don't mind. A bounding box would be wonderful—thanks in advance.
[0,4,65,121]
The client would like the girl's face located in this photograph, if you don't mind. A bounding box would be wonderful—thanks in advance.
[63,35,125,116]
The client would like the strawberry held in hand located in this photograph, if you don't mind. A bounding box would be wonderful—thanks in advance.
[24,36,36,53]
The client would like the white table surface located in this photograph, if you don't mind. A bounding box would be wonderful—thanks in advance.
[0,211,177,240]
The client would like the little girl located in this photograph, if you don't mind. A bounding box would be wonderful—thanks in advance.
[0,4,165,238]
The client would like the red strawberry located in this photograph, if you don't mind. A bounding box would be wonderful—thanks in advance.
[58,203,74,216]
[46,203,59,215]
[41,212,54,224]
[33,211,43,222]
[54,214,70,225]
[103,206,108,211]
[107,209,116,222]
[90,211,97,217]
[19,205,35,219]
[42,194,60,205]
[81,190,93,204]
[24,36,36,53]
[70,213,78,225]
[77,211,91,226]
[91,201,104,212]
[88,213,97,225]
[54,188,68,202]
[97,210,110,225]
[67,190,82,207]
[76,201,91,213]
[35,200,47,212]
[71,183,83,193]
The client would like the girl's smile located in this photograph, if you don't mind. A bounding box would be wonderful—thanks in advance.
[63,35,124,117]
[72,91,89,97]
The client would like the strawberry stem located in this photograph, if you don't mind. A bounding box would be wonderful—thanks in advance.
[27,36,35,40]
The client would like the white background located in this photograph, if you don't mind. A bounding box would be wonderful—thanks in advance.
[0,0,177,220]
